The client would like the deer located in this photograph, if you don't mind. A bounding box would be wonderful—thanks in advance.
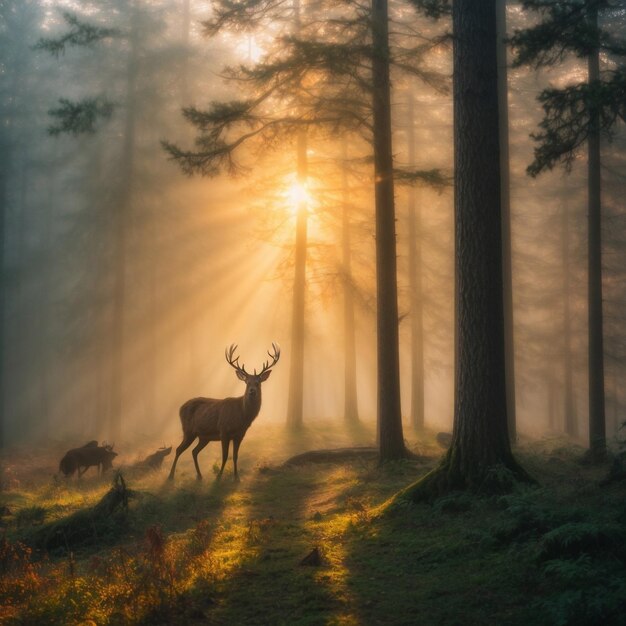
[168,343,280,481]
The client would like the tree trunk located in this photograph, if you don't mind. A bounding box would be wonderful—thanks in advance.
[561,187,577,438]
[586,4,606,461]
[396,0,531,501]
[547,372,558,432]
[110,1,139,441]
[286,129,308,429]
[287,0,308,430]
[37,168,56,441]
[341,139,359,424]
[372,0,407,461]
[496,0,517,443]
[407,90,425,431]
[0,146,6,451]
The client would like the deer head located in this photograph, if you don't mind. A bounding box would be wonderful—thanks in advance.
[225,343,280,404]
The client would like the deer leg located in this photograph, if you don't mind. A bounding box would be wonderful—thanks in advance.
[168,434,196,481]
[218,438,230,479]
[191,436,210,480]
[232,436,243,481]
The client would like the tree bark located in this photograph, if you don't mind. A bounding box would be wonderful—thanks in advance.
[586,4,606,461]
[372,0,407,461]
[496,0,517,443]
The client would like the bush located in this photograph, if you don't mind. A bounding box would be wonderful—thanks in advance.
[538,522,624,562]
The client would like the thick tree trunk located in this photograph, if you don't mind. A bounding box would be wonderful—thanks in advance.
[586,5,606,461]
[341,140,359,424]
[496,0,517,443]
[372,0,407,461]
[287,129,308,429]
[406,91,425,431]
[396,0,530,502]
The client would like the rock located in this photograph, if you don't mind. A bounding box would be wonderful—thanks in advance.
[299,547,322,566]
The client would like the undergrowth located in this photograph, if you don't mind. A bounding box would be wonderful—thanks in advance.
[0,431,625,625]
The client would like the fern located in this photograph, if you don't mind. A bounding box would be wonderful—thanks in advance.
[538,522,623,561]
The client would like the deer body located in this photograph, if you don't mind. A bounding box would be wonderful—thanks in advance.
[168,344,279,481]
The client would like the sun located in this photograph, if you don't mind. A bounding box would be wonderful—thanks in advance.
[285,179,311,214]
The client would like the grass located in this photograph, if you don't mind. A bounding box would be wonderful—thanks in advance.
[1,425,626,625]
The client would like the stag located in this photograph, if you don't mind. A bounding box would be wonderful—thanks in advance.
[168,343,280,481]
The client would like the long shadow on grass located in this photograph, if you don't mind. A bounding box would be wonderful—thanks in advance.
[134,473,240,537]
[340,488,542,625]
[200,456,433,624]
[203,462,351,625]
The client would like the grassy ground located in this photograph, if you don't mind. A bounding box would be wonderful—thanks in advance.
[1,425,626,625]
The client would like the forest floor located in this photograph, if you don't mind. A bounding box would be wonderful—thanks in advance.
[1,424,626,625]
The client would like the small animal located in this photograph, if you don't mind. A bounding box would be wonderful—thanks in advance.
[142,446,172,469]
[169,343,280,481]
[59,441,118,477]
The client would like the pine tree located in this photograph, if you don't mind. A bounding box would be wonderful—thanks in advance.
[510,0,626,461]
[393,0,532,501]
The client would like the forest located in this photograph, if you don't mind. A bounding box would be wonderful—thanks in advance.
[1,0,626,623]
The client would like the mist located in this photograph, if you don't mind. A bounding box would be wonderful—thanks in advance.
[0,0,625,455]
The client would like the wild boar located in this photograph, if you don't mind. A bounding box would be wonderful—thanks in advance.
[59,442,118,477]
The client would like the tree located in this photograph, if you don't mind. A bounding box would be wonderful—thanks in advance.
[406,90,424,431]
[341,139,360,425]
[411,0,518,444]
[510,0,626,461]
[372,0,405,460]
[394,0,532,500]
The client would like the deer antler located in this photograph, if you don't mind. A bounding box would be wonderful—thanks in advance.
[225,344,249,377]
[259,343,281,375]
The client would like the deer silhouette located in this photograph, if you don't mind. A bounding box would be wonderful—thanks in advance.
[168,343,280,481]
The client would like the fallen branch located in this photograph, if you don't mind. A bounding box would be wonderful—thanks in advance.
[282,447,379,467]
[25,473,131,554]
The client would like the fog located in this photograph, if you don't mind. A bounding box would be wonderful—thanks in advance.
[1,0,625,452]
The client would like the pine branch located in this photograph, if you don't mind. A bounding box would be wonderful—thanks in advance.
[33,11,119,57]
[408,0,451,19]
[528,71,626,176]
[511,0,625,69]
[394,167,451,189]
[47,97,115,136]
[203,0,292,36]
